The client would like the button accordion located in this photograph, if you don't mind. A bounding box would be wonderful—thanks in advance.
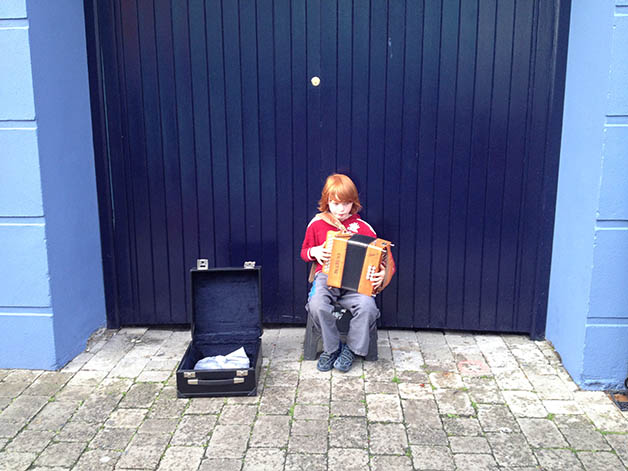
[322,231,395,296]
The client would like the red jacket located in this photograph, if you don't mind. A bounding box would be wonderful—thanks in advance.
[301,213,377,274]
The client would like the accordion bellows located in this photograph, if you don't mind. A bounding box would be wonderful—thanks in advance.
[322,231,395,296]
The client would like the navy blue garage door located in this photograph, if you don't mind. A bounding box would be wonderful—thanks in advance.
[86,0,570,339]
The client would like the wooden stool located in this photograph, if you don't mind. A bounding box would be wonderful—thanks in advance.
[303,304,378,361]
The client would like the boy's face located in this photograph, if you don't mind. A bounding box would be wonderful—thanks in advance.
[328,198,353,221]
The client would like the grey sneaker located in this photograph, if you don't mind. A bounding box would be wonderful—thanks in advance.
[333,344,355,372]
[317,347,341,372]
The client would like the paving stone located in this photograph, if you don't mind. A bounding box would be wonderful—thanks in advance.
[53,384,95,403]
[242,447,285,471]
[365,381,398,394]
[90,427,135,450]
[260,386,296,414]
[433,389,475,416]
[398,382,431,399]
[553,414,611,450]
[171,414,216,445]
[0,382,29,398]
[0,421,24,439]
[35,441,86,467]
[55,419,100,442]
[453,453,499,470]
[136,370,171,383]
[477,404,519,433]
[517,417,568,448]
[288,433,328,453]
[104,408,147,428]
[485,432,537,467]
[369,422,408,454]
[583,404,628,433]
[117,445,165,469]
[577,450,625,471]
[329,417,367,448]
[291,419,327,437]
[22,372,73,397]
[265,369,299,388]
[284,453,326,471]
[206,424,251,458]
[492,367,533,390]
[366,393,403,422]
[363,360,395,382]
[28,401,81,432]
[430,371,464,389]
[456,358,492,377]
[5,430,55,453]
[448,436,491,454]
[442,416,482,436]
[327,447,369,471]
[464,376,504,404]
[250,415,290,447]
[332,377,364,401]
[0,451,37,471]
[293,404,328,420]
[148,398,187,418]
[219,405,258,425]
[156,445,204,471]
[542,399,583,415]
[73,394,121,423]
[396,370,430,383]
[502,390,547,418]
[370,454,413,471]
[406,425,449,446]
[533,448,583,470]
[527,374,573,400]
[410,445,455,470]
[605,433,628,466]
[73,449,121,471]
[330,400,365,417]
[0,395,49,424]
[3,370,42,384]
[137,417,179,435]
[296,379,329,404]
[392,348,425,372]
[0,439,6,451]
[129,431,170,448]
[118,383,162,408]
[185,397,224,414]
[198,458,243,471]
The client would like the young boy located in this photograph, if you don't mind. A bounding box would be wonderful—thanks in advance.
[301,174,386,372]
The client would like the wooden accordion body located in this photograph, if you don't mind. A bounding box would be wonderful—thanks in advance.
[322,231,395,296]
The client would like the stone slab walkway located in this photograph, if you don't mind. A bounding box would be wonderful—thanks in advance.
[0,327,627,470]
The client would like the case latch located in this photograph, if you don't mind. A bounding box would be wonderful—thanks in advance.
[243,261,256,269]
[236,370,248,377]
[197,259,209,270]
[184,372,196,379]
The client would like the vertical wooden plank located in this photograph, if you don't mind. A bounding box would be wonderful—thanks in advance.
[351,1,369,197]
[306,0,322,225]
[222,1,247,265]
[480,0,515,331]
[292,0,308,321]
[398,0,423,328]
[154,0,185,322]
[239,0,262,264]
[320,0,337,175]
[205,0,230,267]
[366,0,387,232]
[415,0,441,326]
[336,0,352,174]
[188,0,216,268]
[518,0,554,334]
[464,0,496,330]
[381,0,406,327]
[497,0,533,331]
[256,0,279,320]
[431,0,459,329]
[448,0,477,329]
[274,0,294,320]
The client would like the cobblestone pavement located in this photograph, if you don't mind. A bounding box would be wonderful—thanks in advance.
[1,327,627,470]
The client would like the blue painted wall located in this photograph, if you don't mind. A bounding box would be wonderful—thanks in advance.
[547,1,628,390]
[0,0,105,369]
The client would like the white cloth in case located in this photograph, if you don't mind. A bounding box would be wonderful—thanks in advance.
[194,346,250,370]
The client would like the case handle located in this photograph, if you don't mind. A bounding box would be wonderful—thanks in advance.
[187,378,245,386]
[243,261,256,269]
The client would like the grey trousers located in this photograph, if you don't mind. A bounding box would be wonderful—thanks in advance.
[306,273,380,357]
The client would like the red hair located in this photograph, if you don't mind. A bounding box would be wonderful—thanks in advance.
[318,174,362,214]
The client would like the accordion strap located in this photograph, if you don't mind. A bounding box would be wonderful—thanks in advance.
[308,212,348,283]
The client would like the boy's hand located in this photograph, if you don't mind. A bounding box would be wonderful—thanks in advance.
[310,244,331,266]
[371,264,386,290]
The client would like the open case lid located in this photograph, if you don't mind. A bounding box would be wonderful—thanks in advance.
[190,266,262,345]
